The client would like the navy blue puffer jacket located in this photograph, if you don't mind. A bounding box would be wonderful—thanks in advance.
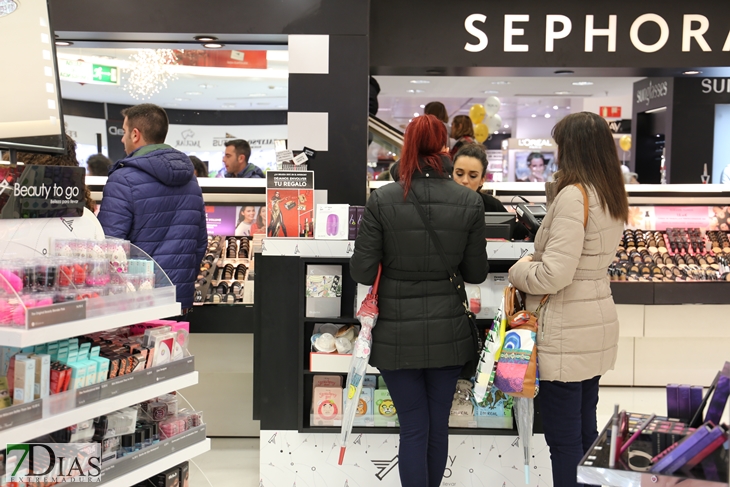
[98,144,207,309]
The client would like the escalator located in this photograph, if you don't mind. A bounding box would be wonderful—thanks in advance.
[369,115,403,163]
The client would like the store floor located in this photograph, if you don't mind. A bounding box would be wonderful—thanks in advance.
[189,387,667,486]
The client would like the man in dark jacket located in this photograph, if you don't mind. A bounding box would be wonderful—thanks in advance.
[97,104,207,311]
[216,139,265,178]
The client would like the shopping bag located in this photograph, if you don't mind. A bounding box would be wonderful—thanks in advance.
[473,295,507,405]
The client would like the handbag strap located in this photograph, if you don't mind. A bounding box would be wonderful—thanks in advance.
[404,188,470,311]
[575,183,589,228]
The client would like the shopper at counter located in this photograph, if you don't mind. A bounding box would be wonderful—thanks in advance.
[217,139,264,178]
[508,112,628,487]
[87,153,113,176]
[97,103,207,312]
[350,114,488,487]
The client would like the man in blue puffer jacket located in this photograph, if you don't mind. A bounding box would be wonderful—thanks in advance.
[98,104,207,311]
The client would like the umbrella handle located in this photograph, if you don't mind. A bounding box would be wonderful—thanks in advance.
[371,263,383,295]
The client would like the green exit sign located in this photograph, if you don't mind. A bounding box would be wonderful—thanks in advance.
[92,64,118,84]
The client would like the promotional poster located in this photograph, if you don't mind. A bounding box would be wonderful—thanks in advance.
[0,165,85,219]
[265,171,314,238]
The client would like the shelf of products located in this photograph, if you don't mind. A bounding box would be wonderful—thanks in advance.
[194,235,253,305]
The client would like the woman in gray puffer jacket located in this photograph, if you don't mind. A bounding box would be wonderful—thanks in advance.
[350,114,488,487]
[509,112,628,487]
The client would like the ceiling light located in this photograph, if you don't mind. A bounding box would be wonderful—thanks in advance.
[221,103,236,108]
[413,112,419,117]
[194,35,218,42]
[491,81,511,85]
[554,69,575,75]
[482,90,499,94]
[555,91,571,95]
[410,80,430,84]
[167,104,178,107]
[553,105,559,110]
[406,89,424,93]
[55,40,73,46]
[269,85,285,90]
[203,43,224,49]
[544,113,551,118]
[572,81,593,86]
[124,49,178,100]
[185,92,202,95]
[531,114,537,118]
[199,84,214,89]
[249,93,266,97]
[567,106,571,109]
[683,70,701,75]
[494,131,499,135]
[174,98,190,102]
[419,104,425,108]
[504,124,510,128]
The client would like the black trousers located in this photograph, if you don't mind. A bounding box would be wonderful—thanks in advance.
[538,376,601,487]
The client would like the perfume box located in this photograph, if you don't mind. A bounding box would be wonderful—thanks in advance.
[305,264,342,318]
[314,204,350,240]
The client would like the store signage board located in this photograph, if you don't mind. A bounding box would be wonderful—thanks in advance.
[0,165,86,219]
[265,171,315,238]
[27,301,86,329]
[58,59,119,85]
[600,106,622,118]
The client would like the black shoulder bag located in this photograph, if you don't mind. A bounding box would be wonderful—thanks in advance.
[405,189,483,376]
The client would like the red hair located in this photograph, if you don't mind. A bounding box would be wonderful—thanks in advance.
[400,115,448,197]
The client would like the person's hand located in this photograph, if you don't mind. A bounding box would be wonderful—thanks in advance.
[517,255,533,264]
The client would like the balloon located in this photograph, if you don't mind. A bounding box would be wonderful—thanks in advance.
[474,123,489,143]
[485,114,503,133]
[469,104,486,124]
[484,96,502,117]
[619,135,632,152]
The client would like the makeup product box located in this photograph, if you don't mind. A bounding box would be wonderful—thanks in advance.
[355,207,364,235]
[30,354,50,399]
[346,386,374,427]
[374,389,398,427]
[348,207,358,240]
[473,387,514,429]
[13,356,35,405]
[178,462,190,487]
[312,387,342,426]
[88,347,110,383]
[0,377,11,408]
[363,375,377,389]
[312,375,342,409]
[153,466,181,487]
[667,384,680,418]
[314,205,350,240]
[678,384,691,422]
[690,385,703,420]
[305,265,342,318]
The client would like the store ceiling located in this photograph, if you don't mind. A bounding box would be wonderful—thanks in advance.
[374,76,642,131]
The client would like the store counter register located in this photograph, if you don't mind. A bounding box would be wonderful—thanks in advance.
[515,203,547,237]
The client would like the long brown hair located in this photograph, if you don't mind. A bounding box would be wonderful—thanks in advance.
[399,115,447,197]
[552,112,628,222]
[423,102,448,123]
[451,115,474,139]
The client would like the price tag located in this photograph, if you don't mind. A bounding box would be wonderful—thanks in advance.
[0,400,42,431]
[293,152,308,165]
[276,150,294,163]
[75,383,102,407]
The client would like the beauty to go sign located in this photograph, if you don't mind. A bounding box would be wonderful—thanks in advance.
[59,59,119,85]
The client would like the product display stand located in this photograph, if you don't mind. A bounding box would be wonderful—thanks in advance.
[254,238,553,486]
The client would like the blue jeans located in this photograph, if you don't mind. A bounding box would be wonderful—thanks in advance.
[538,376,601,487]
[379,366,462,487]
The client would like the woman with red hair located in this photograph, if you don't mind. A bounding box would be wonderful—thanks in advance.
[350,115,488,487]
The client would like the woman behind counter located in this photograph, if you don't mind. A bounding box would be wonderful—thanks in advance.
[350,114,488,487]
[508,112,628,487]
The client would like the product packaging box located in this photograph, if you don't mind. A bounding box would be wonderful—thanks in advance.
[178,462,189,487]
[13,356,36,405]
[0,377,11,408]
[348,206,358,240]
[311,375,343,412]
[374,389,398,427]
[305,264,342,318]
[355,207,365,235]
[345,386,375,427]
[312,387,342,426]
[363,375,377,389]
[314,204,350,240]
[265,171,315,238]
[31,354,51,399]
[473,387,514,429]
[153,465,181,487]
[478,273,509,318]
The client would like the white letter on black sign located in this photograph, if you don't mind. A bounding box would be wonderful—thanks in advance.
[546,15,572,52]
[585,15,617,52]
[464,14,488,52]
[504,14,530,52]
[722,29,730,51]
[630,14,669,53]
[682,15,711,52]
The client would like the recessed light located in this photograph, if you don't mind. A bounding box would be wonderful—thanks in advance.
[413,112,419,117]
[55,40,73,46]
[572,81,593,86]
[410,80,430,84]
[203,43,224,49]
[555,91,571,95]
[249,93,266,97]
[406,89,425,93]
[174,98,190,102]
[185,92,202,96]
[491,81,511,85]
[683,70,701,75]
[553,105,559,110]
[531,114,537,118]
[482,90,499,94]
[167,103,178,107]
[419,104,425,108]
[544,113,551,119]
[494,131,499,135]
[567,106,571,109]
[221,103,236,108]
[199,84,214,89]
[504,124,510,129]
[554,69,575,75]
[194,35,218,42]
[269,85,286,90]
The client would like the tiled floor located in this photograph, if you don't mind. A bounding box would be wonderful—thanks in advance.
[189,386,670,486]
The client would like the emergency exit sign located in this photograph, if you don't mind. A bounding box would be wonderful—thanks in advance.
[59,59,119,85]
[599,106,622,118]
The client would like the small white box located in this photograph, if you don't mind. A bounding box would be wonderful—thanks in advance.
[314,205,350,240]
[13,356,36,405]
[31,354,51,399]
[305,265,342,318]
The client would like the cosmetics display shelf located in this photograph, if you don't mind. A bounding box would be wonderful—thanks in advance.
[300,426,522,437]
[0,367,198,446]
[0,302,181,348]
[99,429,210,486]
[577,415,728,487]
[303,317,360,325]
